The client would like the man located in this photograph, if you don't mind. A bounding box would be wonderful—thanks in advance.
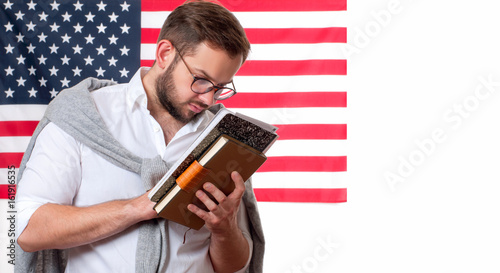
[15,1,261,272]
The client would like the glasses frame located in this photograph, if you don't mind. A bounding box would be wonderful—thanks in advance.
[174,46,237,101]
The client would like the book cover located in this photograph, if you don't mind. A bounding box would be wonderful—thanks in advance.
[155,134,267,229]
[148,106,278,202]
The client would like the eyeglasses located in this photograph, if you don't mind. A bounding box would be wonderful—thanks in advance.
[174,46,237,101]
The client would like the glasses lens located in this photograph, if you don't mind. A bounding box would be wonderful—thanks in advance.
[214,88,235,100]
[191,78,214,93]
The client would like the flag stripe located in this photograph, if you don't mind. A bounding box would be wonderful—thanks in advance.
[0,184,15,199]
[237,60,347,76]
[141,27,347,44]
[254,188,347,203]
[222,92,346,108]
[141,0,346,12]
[259,156,347,172]
[273,124,346,140]
[0,153,23,168]
[0,121,38,137]
[140,59,347,76]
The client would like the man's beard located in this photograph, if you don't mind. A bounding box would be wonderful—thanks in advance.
[155,61,207,124]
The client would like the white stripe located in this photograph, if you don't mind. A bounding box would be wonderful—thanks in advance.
[267,140,346,157]
[233,75,348,93]
[0,137,30,153]
[252,171,348,189]
[141,11,347,29]
[141,43,346,61]
[0,169,17,185]
[0,105,46,121]
[248,43,346,61]
[229,107,346,124]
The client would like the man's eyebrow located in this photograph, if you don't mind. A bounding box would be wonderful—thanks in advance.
[193,67,232,86]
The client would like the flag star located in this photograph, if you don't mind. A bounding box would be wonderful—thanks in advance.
[61,77,70,87]
[27,43,36,53]
[27,0,37,10]
[120,23,130,34]
[61,55,71,65]
[4,0,13,10]
[50,88,58,98]
[5,66,14,76]
[85,12,95,22]
[15,10,24,20]
[84,55,94,65]
[96,23,107,33]
[49,66,59,76]
[39,12,48,21]
[108,34,118,45]
[16,55,26,65]
[49,43,59,54]
[120,1,130,11]
[97,1,107,11]
[119,46,130,56]
[96,67,106,77]
[72,66,82,76]
[50,22,60,32]
[109,12,118,22]
[38,54,47,64]
[5,21,14,32]
[39,77,48,87]
[85,34,95,44]
[16,33,24,43]
[38,32,48,42]
[107,56,118,66]
[74,0,83,11]
[119,68,129,78]
[73,23,84,33]
[28,87,38,97]
[28,66,36,75]
[16,76,26,86]
[96,45,106,55]
[61,33,71,43]
[5,88,15,98]
[5,44,14,54]
[72,44,83,54]
[26,21,36,31]
[50,0,60,11]
[62,11,72,22]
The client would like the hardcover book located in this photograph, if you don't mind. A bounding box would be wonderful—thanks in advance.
[148,106,278,229]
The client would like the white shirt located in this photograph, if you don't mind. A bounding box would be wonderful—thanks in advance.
[16,68,252,273]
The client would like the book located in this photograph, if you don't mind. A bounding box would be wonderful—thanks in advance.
[154,134,267,229]
[148,106,278,229]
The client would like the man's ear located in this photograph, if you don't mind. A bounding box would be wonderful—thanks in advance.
[155,40,175,70]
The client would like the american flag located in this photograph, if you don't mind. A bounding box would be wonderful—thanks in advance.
[0,0,347,203]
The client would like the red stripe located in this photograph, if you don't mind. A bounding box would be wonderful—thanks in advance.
[0,121,38,137]
[245,28,347,44]
[141,28,347,44]
[0,153,24,168]
[258,156,347,172]
[141,0,346,12]
[273,124,346,140]
[237,60,347,76]
[254,188,347,203]
[0,184,16,200]
[223,92,346,108]
[140,59,347,76]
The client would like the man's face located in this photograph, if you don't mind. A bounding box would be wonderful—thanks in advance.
[155,43,242,124]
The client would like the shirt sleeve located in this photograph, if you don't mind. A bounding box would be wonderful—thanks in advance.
[16,122,82,239]
[234,200,253,273]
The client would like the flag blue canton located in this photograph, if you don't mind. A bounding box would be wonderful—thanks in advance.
[0,0,140,105]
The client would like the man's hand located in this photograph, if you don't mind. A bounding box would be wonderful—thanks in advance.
[187,171,250,273]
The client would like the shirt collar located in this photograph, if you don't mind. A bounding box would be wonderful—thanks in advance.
[126,67,150,111]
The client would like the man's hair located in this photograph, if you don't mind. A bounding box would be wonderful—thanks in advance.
[157,1,250,62]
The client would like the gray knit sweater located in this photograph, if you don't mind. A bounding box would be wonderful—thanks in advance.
[15,77,264,273]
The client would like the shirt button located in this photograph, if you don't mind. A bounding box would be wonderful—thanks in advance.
[154,127,160,132]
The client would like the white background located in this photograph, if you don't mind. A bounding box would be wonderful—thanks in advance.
[259,0,500,272]
[3,0,500,272]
